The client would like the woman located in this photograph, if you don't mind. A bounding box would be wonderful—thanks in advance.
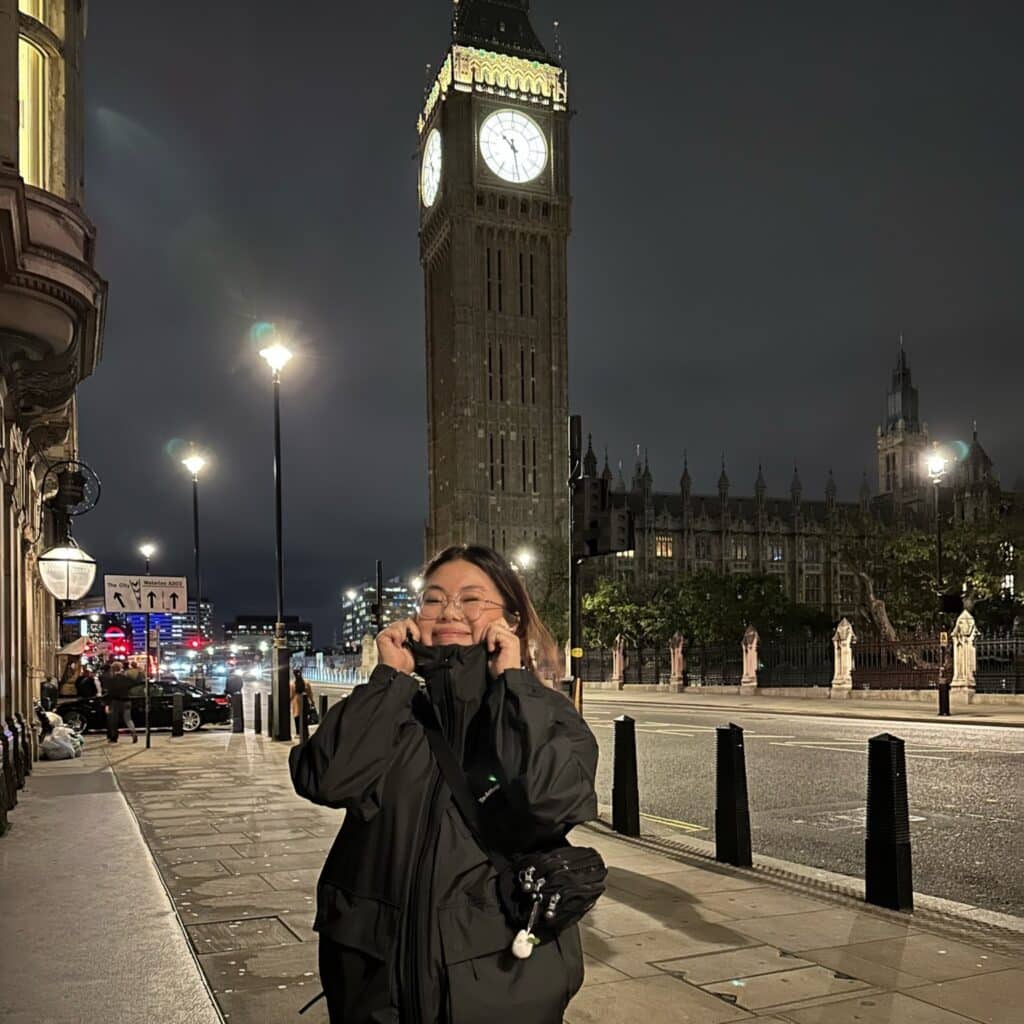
[290,668,315,735]
[290,545,598,1023]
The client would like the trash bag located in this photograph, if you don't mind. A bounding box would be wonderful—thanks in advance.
[41,733,77,760]
[52,725,83,752]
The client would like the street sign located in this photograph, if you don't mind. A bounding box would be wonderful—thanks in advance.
[104,575,188,614]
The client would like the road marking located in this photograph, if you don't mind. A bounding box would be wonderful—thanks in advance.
[640,812,708,833]
[769,740,950,761]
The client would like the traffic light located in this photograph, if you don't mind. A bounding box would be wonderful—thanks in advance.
[187,637,204,651]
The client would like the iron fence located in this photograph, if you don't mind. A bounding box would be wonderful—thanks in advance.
[623,645,669,684]
[975,634,1024,695]
[757,638,832,687]
[853,638,947,690]
[685,642,742,686]
[578,648,613,683]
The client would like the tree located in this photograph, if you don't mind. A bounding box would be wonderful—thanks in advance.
[528,534,570,645]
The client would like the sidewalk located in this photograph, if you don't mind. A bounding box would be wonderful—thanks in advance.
[581,689,1024,728]
[4,727,1022,1023]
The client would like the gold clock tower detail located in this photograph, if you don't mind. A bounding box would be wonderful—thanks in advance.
[419,0,570,559]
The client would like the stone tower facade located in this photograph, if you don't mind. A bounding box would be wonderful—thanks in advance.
[876,345,931,520]
[418,0,570,559]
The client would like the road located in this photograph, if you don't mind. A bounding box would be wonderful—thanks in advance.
[584,699,1024,917]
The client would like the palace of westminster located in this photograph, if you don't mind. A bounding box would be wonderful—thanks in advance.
[418,2,1018,624]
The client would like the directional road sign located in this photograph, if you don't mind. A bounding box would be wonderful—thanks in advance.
[104,575,188,614]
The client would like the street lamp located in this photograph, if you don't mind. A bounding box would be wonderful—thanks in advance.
[139,542,156,575]
[182,450,207,687]
[409,577,424,594]
[259,339,293,741]
[926,449,948,595]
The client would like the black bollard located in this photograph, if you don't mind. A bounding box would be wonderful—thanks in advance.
[319,694,328,722]
[15,712,32,772]
[0,726,17,810]
[715,723,753,867]
[865,733,914,912]
[300,696,310,744]
[6,718,25,789]
[231,692,245,733]
[171,694,184,737]
[254,693,262,735]
[612,716,641,837]
[266,692,274,738]
[937,682,951,717]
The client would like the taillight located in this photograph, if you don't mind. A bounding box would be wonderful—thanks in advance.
[212,697,229,706]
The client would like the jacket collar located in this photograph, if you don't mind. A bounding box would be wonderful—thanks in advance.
[407,639,489,704]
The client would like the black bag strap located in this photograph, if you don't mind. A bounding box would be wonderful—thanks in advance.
[411,690,512,874]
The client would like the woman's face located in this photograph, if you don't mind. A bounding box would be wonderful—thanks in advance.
[416,559,515,646]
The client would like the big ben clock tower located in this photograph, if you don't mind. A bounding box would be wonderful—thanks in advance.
[419,0,570,559]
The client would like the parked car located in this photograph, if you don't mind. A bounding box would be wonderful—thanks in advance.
[55,679,232,734]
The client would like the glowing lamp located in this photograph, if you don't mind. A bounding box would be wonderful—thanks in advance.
[515,548,536,570]
[182,453,206,478]
[139,543,156,560]
[410,577,425,594]
[259,343,293,374]
[926,453,947,481]
[38,542,97,601]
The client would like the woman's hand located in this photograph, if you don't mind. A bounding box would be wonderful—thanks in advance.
[482,619,522,679]
[376,619,420,675]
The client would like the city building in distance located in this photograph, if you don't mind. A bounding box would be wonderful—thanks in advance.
[223,615,313,656]
[63,597,215,657]
[339,578,418,650]
[418,0,570,559]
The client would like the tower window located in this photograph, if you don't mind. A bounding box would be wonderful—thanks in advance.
[733,538,749,562]
[805,574,822,605]
[497,249,504,312]
[770,541,785,562]
[530,347,536,404]
[498,345,505,401]
[487,345,494,401]
[489,434,495,490]
[521,437,527,491]
[531,436,538,492]
[518,253,525,315]
[500,436,507,491]
[656,534,674,559]
[486,248,493,312]
[529,254,536,315]
[519,345,525,403]
[18,36,46,189]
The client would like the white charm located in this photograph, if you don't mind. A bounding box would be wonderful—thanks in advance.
[511,929,535,959]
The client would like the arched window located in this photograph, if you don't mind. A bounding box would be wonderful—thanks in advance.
[18,35,47,188]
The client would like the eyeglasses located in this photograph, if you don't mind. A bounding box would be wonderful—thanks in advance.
[416,590,518,624]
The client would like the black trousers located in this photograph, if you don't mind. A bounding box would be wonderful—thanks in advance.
[106,699,135,741]
[318,937,396,1023]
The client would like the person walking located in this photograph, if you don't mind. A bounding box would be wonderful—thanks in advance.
[102,662,137,744]
[290,545,598,1023]
[289,668,315,736]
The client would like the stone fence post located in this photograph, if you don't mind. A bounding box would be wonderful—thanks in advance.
[611,634,626,688]
[739,626,759,696]
[950,609,977,704]
[360,633,378,673]
[669,632,685,684]
[830,618,856,698]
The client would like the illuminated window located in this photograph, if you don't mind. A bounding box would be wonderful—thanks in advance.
[770,541,785,562]
[656,534,673,559]
[18,36,46,189]
[732,538,749,561]
[615,549,635,559]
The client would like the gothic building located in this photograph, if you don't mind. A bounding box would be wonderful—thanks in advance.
[1,1,107,726]
[587,348,1018,620]
[419,0,570,558]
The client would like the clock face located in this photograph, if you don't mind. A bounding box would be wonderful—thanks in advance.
[479,110,547,184]
[421,129,442,208]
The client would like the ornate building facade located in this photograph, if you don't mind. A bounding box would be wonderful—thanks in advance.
[586,348,1018,620]
[1,1,107,725]
[419,0,570,558]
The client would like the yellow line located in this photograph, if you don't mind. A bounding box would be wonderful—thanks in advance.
[639,812,708,833]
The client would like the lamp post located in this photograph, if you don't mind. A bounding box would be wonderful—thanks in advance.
[926,450,948,596]
[181,452,207,687]
[259,341,293,741]
[138,542,157,749]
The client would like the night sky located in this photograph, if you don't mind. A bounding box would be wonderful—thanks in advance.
[76,1,1024,643]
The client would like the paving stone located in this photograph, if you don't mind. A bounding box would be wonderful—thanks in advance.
[694,886,833,920]
[703,964,869,1011]
[783,991,983,1023]
[806,933,1023,984]
[907,968,1024,1024]
[221,851,328,877]
[727,908,919,953]
[565,973,752,1022]
[151,834,247,852]
[260,868,321,892]
[655,945,812,985]
[607,867,764,899]
[176,890,316,926]
[586,896,731,936]
[580,954,631,987]
[186,917,300,954]
[157,846,245,865]
[187,875,275,898]
[216,983,329,1023]
[228,837,330,859]
[168,860,233,881]
[582,924,758,979]
[200,942,320,993]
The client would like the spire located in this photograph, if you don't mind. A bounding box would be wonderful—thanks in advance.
[680,451,691,495]
[790,464,802,506]
[884,336,921,434]
[755,462,766,503]
[583,433,597,477]
[601,447,613,483]
[451,0,555,63]
[613,459,626,494]
[642,448,652,485]
[718,455,729,501]
[631,443,643,492]
[825,468,837,507]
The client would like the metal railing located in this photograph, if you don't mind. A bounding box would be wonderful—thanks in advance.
[975,634,1024,695]
[757,639,832,687]
[685,642,742,686]
[853,638,946,690]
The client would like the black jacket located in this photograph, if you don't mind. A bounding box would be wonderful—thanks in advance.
[289,642,598,1024]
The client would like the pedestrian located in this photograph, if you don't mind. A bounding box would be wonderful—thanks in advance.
[290,668,314,735]
[290,544,598,1024]
[101,662,137,744]
[74,667,98,699]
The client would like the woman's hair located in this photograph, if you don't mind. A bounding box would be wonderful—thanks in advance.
[292,668,306,693]
[421,544,560,680]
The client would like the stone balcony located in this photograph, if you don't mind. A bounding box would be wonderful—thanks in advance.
[0,169,107,454]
